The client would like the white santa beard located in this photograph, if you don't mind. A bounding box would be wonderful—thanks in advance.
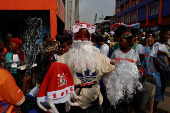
[67,40,99,74]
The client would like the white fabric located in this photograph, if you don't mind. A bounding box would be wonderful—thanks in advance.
[72,22,96,34]
[28,86,40,98]
[47,85,74,100]
[141,37,145,40]
[37,94,71,105]
[111,48,141,65]
[166,38,170,50]
[168,38,170,45]
[92,46,100,52]
[37,85,74,104]
[107,40,111,44]
[100,44,109,57]
[54,54,61,61]
[136,44,145,54]
[11,54,19,68]
[150,42,169,73]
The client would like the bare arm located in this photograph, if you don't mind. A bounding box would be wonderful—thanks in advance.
[21,76,31,95]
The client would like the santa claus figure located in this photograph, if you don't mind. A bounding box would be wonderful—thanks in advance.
[57,21,115,113]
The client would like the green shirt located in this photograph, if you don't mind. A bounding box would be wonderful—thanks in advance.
[6,52,20,73]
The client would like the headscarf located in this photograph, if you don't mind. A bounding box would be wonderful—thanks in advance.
[110,23,140,37]
[114,25,133,42]
[120,31,133,42]
[10,38,22,45]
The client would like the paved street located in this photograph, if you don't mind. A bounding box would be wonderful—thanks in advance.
[157,81,170,113]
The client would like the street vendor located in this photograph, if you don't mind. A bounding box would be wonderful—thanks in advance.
[57,21,115,113]
[5,38,25,88]
[110,25,143,113]
[111,27,141,65]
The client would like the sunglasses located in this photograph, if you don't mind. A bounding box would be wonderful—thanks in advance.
[75,34,91,41]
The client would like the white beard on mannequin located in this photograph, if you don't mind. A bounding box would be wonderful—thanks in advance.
[67,40,99,74]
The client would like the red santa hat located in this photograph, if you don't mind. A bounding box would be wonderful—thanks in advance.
[37,62,74,104]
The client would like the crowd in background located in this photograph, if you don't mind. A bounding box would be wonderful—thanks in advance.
[0,24,170,113]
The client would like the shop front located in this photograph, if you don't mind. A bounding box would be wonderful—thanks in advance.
[0,0,65,43]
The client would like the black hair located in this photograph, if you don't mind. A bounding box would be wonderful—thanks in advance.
[43,35,48,41]
[141,37,147,45]
[63,34,72,41]
[58,36,68,44]
[160,28,170,35]
[55,35,61,41]
[130,28,139,38]
[114,26,129,37]
[125,36,133,43]
[96,35,105,42]
[91,34,96,42]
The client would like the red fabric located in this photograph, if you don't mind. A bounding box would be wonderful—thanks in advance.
[4,48,7,53]
[10,38,22,45]
[65,46,68,52]
[110,23,125,30]
[115,58,135,63]
[17,53,25,62]
[37,62,74,100]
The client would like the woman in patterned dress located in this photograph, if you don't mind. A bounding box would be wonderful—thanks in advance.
[142,38,150,71]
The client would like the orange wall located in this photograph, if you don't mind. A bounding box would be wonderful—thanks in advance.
[0,0,65,39]
[0,0,57,10]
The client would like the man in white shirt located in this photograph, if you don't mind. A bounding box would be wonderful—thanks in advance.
[96,35,109,57]
[150,28,170,109]
[150,42,169,73]
[150,28,170,73]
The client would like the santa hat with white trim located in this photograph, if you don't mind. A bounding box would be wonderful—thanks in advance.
[37,62,74,105]
[72,21,96,34]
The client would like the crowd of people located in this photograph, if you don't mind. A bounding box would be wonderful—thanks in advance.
[0,21,170,113]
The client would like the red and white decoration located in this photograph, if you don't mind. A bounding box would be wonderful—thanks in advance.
[37,62,74,104]
[72,21,96,34]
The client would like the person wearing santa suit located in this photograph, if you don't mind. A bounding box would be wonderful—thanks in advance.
[57,21,115,113]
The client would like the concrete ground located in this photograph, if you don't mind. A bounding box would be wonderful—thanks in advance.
[156,81,170,113]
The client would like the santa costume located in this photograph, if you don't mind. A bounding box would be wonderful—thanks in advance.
[37,62,79,113]
[57,21,115,113]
